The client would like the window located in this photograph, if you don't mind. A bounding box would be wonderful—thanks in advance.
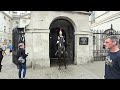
[0,37,2,42]
[90,11,95,24]
[20,13,24,15]
[9,28,10,33]
[93,36,96,44]
[13,11,17,15]
[23,20,26,23]
[4,16,6,20]
[16,21,19,24]
[4,26,6,32]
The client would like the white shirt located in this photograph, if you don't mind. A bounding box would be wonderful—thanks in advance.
[2,45,7,50]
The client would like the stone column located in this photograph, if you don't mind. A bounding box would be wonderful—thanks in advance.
[74,31,93,65]
[25,29,50,69]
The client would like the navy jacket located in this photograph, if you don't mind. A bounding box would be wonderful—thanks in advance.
[105,50,120,79]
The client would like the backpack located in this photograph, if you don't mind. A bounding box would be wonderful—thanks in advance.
[18,56,25,63]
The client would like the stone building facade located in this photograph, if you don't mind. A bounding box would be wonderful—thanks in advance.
[25,11,92,68]
[0,11,31,46]
[89,11,120,50]
[0,11,12,46]
[90,11,120,30]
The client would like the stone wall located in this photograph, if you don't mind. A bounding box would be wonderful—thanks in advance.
[25,11,92,68]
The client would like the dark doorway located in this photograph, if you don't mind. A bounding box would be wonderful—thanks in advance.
[49,19,75,66]
[12,27,25,65]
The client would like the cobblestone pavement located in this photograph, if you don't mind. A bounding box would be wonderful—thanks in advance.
[81,61,105,79]
[0,50,104,79]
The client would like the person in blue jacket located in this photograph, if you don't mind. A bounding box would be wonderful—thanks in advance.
[9,43,12,55]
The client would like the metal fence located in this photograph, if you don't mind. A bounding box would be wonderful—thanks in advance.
[93,50,108,61]
[91,25,120,61]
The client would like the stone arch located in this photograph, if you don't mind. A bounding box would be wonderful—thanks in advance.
[49,16,76,66]
[49,16,76,31]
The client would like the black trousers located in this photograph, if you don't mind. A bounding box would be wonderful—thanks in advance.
[0,57,3,72]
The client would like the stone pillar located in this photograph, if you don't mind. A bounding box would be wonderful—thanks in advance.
[74,31,93,65]
[25,29,50,69]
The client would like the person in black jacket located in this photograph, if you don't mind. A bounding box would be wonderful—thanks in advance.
[0,45,3,72]
[16,43,28,79]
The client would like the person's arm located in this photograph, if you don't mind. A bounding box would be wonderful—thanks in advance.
[23,50,28,59]
[25,53,28,58]
[118,56,120,68]
[2,49,4,56]
[16,50,20,59]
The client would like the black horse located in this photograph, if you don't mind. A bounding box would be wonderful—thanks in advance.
[56,36,67,70]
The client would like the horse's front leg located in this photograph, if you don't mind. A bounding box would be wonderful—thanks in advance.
[58,57,61,70]
[64,54,67,69]
[64,60,67,69]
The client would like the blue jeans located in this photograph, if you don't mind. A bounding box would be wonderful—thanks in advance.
[18,63,26,78]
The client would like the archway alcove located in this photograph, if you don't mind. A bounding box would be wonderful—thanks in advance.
[49,18,75,66]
